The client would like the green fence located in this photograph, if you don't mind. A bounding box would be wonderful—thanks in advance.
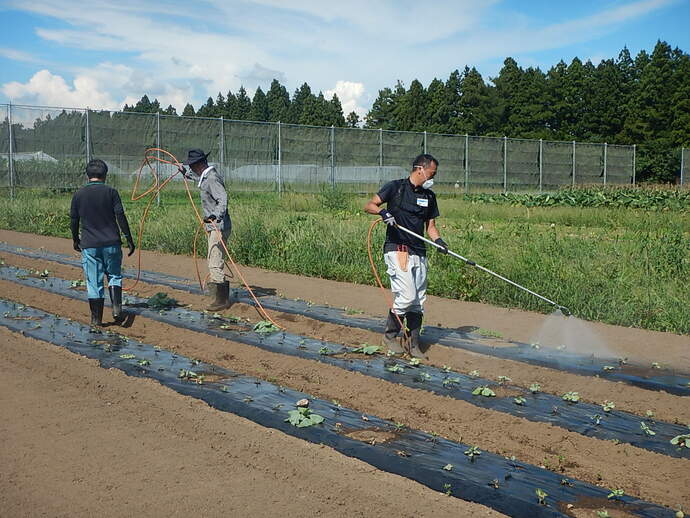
[1,103,638,196]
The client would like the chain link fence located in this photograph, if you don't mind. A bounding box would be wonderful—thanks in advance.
[1,103,638,196]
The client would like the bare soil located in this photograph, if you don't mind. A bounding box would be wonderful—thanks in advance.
[0,326,502,518]
[1,229,689,514]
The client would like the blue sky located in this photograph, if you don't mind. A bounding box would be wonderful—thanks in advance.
[0,0,688,116]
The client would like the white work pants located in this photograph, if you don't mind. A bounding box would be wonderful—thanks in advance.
[384,251,428,315]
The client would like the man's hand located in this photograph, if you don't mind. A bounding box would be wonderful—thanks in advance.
[126,236,136,257]
[434,237,449,254]
[378,209,396,226]
[73,240,81,252]
[203,215,217,223]
[177,165,187,176]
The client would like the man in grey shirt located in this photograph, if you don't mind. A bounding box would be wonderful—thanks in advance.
[179,149,232,311]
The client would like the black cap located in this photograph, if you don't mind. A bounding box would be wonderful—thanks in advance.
[182,149,210,165]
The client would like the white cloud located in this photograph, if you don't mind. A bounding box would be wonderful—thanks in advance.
[325,81,366,117]
[0,47,41,63]
[2,69,119,109]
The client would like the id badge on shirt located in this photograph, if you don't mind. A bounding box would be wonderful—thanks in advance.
[416,198,429,207]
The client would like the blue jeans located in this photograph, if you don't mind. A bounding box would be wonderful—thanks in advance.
[81,245,123,299]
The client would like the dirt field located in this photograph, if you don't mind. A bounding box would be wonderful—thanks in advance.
[1,229,688,516]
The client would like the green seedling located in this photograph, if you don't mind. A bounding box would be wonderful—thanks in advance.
[530,342,541,350]
[560,478,573,487]
[514,396,526,405]
[535,488,547,505]
[70,279,85,288]
[497,375,512,384]
[645,409,655,419]
[243,396,253,403]
[137,359,150,366]
[443,483,452,496]
[529,382,541,394]
[597,511,611,518]
[352,344,381,355]
[418,372,432,381]
[651,362,661,369]
[119,353,136,359]
[468,370,480,378]
[394,422,405,431]
[220,386,229,393]
[562,391,580,403]
[640,421,656,436]
[602,400,615,412]
[607,488,624,500]
[477,328,502,338]
[670,434,690,448]
[442,377,461,387]
[344,307,363,315]
[618,357,628,365]
[285,407,324,428]
[147,292,178,309]
[409,358,421,367]
[602,365,615,371]
[489,478,500,489]
[472,386,496,397]
[591,414,602,425]
[318,346,331,355]
[441,365,452,373]
[387,364,404,374]
[464,446,481,462]
[253,320,279,334]
[178,369,204,384]
[442,463,453,471]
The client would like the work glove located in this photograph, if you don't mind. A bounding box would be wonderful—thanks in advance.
[177,165,187,176]
[434,237,449,254]
[203,214,217,223]
[73,239,81,252]
[378,209,396,226]
[126,236,136,257]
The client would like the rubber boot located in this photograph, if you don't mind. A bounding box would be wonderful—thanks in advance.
[88,298,104,327]
[383,310,404,354]
[109,285,123,322]
[405,312,427,359]
[207,281,231,312]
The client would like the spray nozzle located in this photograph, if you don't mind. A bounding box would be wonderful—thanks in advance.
[555,305,572,317]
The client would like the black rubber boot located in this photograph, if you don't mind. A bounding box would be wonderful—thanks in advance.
[207,281,231,312]
[383,310,404,354]
[405,312,427,359]
[109,285,123,322]
[88,298,104,327]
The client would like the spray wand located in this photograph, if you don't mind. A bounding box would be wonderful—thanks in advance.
[394,224,572,316]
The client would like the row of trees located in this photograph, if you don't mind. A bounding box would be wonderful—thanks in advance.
[123,40,687,182]
[124,81,358,128]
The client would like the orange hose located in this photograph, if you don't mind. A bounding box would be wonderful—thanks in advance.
[126,147,282,330]
[366,219,407,346]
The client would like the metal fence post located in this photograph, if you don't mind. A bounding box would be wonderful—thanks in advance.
[503,136,508,193]
[330,125,335,188]
[277,121,282,195]
[464,134,469,194]
[379,128,383,178]
[8,103,15,199]
[156,112,161,206]
[539,138,543,192]
[603,142,607,185]
[572,140,576,187]
[85,108,91,164]
[219,116,224,179]
[423,130,427,154]
[632,144,636,186]
[680,147,685,186]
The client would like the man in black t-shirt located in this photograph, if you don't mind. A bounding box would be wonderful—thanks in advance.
[364,154,449,358]
[70,159,135,327]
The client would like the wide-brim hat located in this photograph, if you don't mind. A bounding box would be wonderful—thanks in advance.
[182,149,210,165]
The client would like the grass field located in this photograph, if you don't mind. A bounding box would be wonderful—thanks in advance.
[1,187,688,335]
